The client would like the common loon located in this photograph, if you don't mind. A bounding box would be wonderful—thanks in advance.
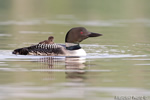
[39,36,54,44]
[12,27,102,56]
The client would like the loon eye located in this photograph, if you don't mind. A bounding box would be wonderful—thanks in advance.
[80,31,83,34]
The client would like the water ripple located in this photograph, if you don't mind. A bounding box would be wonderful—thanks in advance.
[1,18,150,27]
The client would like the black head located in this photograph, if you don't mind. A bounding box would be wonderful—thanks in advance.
[65,27,102,43]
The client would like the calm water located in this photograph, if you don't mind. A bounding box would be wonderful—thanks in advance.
[0,0,150,100]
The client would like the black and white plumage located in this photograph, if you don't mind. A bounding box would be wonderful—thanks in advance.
[12,27,102,56]
[13,44,66,56]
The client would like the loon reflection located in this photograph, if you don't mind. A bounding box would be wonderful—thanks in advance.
[36,56,87,80]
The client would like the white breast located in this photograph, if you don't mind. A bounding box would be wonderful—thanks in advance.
[67,49,86,56]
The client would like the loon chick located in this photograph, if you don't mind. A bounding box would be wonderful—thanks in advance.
[39,36,54,44]
[12,27,102,56]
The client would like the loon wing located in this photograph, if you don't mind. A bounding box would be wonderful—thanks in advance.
[12,44,66,56]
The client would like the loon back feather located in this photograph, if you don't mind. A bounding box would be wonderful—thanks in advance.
[13,44,65,56]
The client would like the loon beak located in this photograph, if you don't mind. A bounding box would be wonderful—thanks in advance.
[88,32,102,37]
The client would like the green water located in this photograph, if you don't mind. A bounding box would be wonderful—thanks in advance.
[0,0,150,100]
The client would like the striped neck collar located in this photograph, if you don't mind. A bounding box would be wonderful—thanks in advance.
[65,43,81,50]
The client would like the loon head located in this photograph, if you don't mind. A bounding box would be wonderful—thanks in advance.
[65,27,102,44]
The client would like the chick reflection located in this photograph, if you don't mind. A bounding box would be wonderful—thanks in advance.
[37,56,86,80]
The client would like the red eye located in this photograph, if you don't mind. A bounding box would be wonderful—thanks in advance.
[80,31,83,34]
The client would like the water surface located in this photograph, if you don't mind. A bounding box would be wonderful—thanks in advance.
[0,0,150,100]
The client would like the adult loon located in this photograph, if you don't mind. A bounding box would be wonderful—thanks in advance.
[12,27,102,56]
